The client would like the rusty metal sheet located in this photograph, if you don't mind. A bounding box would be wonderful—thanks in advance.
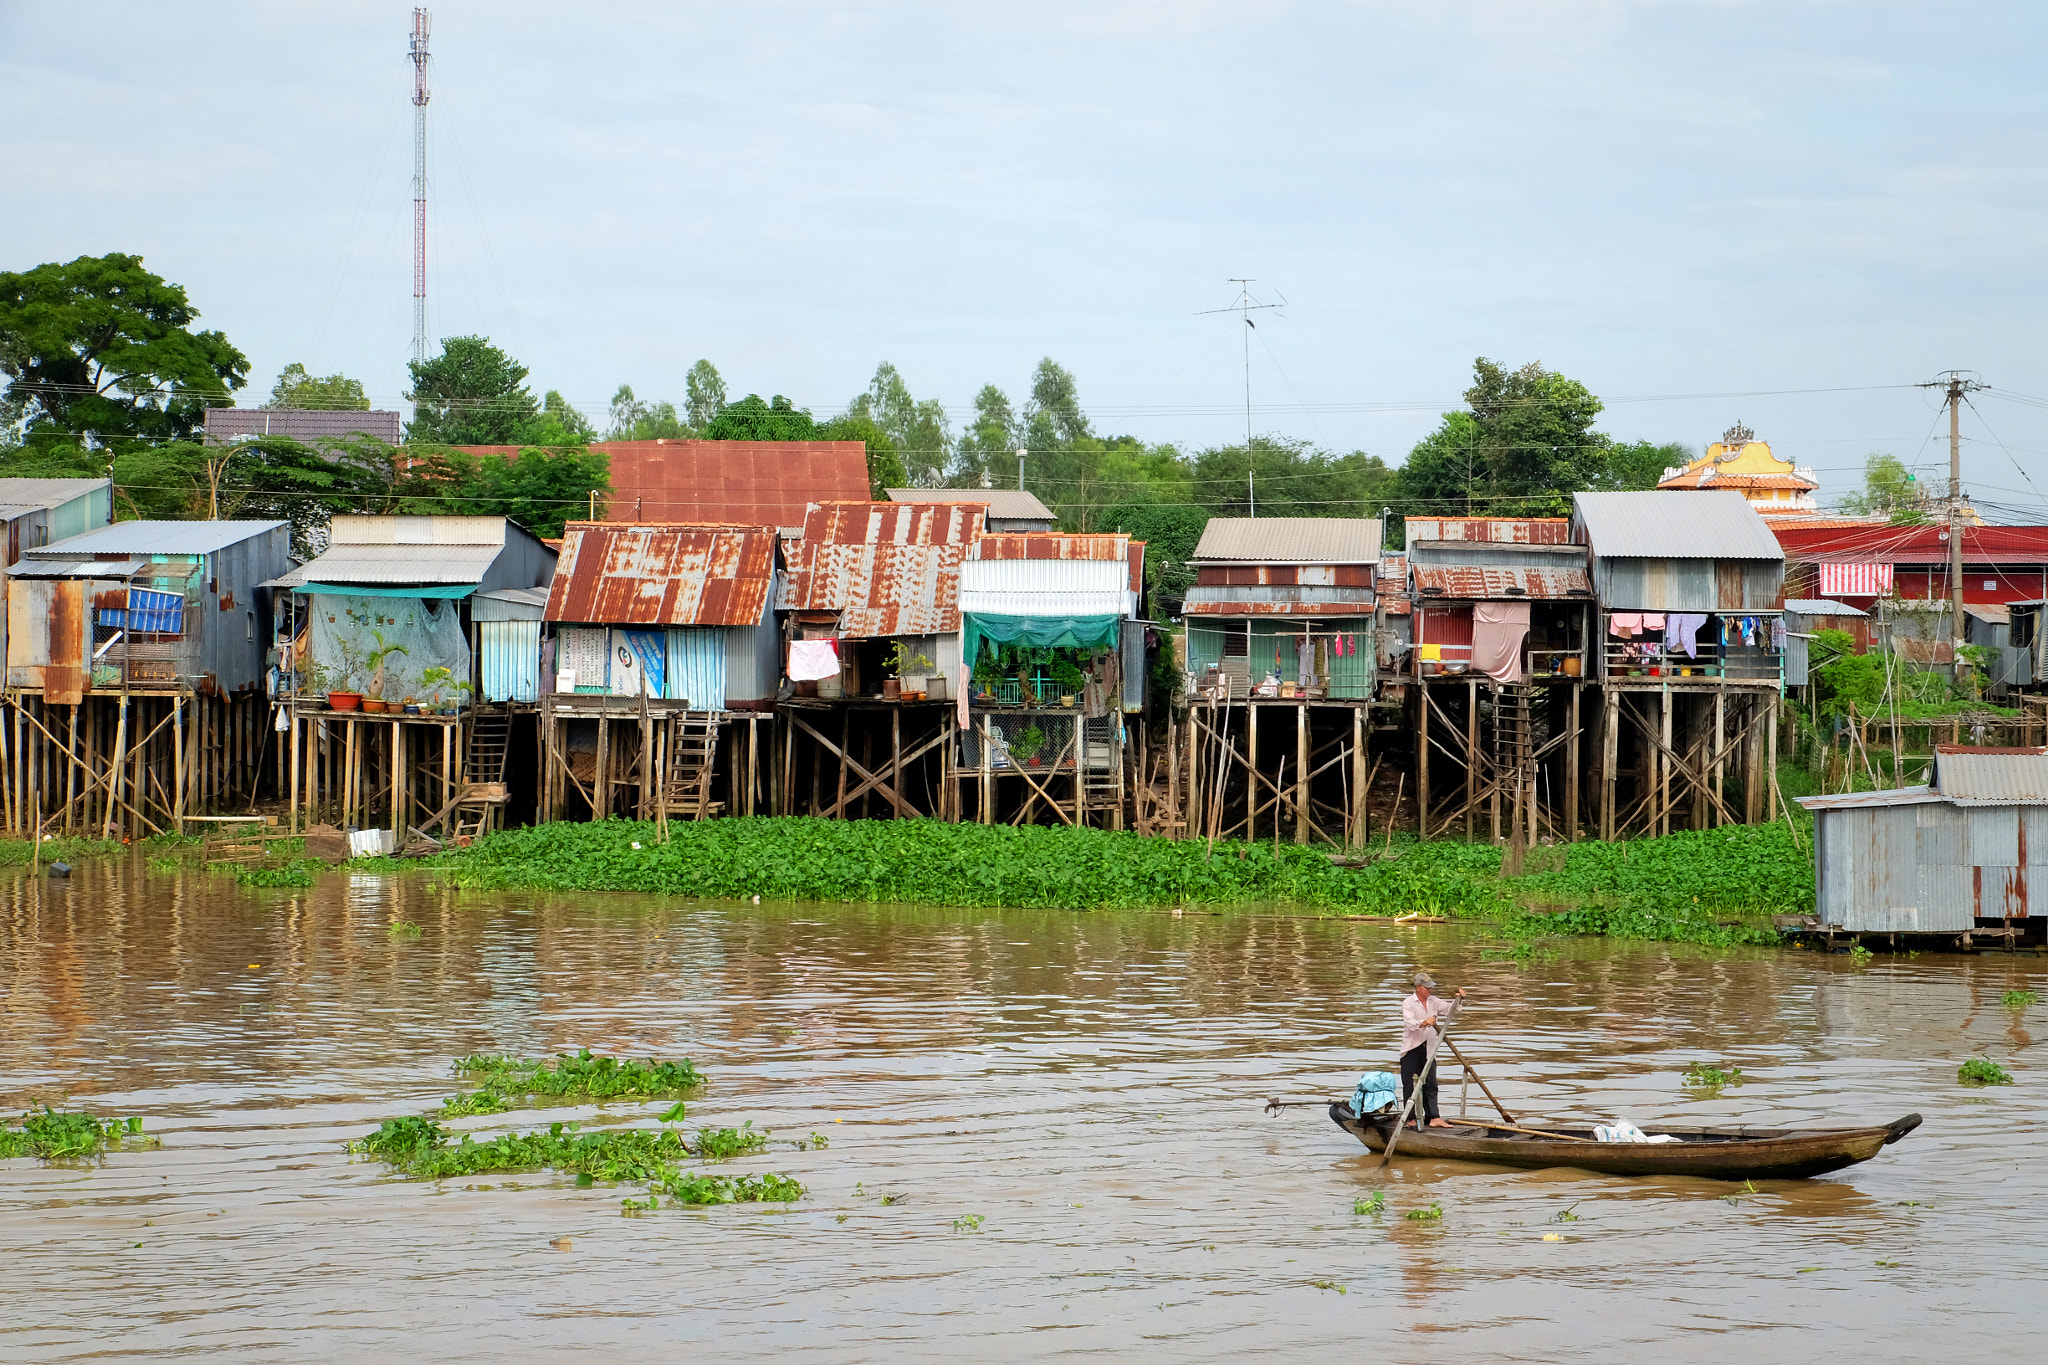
[1412,566,1592,599]
[1182,601,1375,617]
[546,522,777,627]
[46,580,85,703]
[495,439,875,528]
[783,502,982,637]
[1403,518,1571,545]
[973,532,1130,562]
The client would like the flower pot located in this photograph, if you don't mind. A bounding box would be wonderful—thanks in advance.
[1027,756,1043,768]
[364,698,391,714]
[900,673,927,695]
[1059,694,1076,707]
[882,679,901,700]
[328,692,363,712]
[403,704,421,714]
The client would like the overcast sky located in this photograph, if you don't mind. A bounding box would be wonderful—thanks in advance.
[5,1,2046,515]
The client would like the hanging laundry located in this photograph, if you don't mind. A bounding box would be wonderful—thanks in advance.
[1641,612,1666,631]
[1666,613,1708,659]
[1771,617,1788,650]
[1297,635,1315,686]
[1610,612,1642,635]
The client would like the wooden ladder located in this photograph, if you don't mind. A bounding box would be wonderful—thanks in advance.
[464,704,512,786]
[659,712,724,825]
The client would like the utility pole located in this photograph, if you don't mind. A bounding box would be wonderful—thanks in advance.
[1015,446,1027,492]
[1198,280,1284,516]
[1920,371,1984,660]
[410,9,432,366]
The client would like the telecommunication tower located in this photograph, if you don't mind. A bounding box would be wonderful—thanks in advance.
[409,9,432,364]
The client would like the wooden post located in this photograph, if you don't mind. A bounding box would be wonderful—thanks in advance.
[389,720,404,838]
[595,712,610,820]
[1566,685,1581,843]
[1350,706,1367,850]
[1184,707,1200,841]
[980,715,995,824]
[1466,679,1478,841]
[1294,701,1310,845]
[1658,688,1673,837]
[1416,690,1431,839]
[102,694,128,841]
[1600,688,1619,841]
[834,710,849,819]
[1246,703,1260,841]
[1766,692,1779,825]
[892,707,903,819]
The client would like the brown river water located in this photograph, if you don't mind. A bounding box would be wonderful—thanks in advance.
[2,856,2043,1362]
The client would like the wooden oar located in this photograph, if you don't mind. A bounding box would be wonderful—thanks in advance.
[1472,1121,1595,1143]
[1375,1033,1443,1169]
[1438,1034,1516,1124]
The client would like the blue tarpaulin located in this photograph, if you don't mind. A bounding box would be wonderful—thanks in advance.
[96,588,185,634]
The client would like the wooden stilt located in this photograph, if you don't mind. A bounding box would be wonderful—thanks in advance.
[1566,685,1581,842]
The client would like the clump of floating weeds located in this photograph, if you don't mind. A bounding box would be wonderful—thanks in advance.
[799,1131,830,1150]
[1310,1280,1348,1293]
[232,861,318,889]
[644,1169,804,1207]
[1683,1061,1744,1089]
[692,1121,770,1160]
[1722,1179,1760,1205]
[1352,1191,1384,1216]
[2003,989,2039,1010]
[440,1048,705,1116]
[388,920,422,938]
[1847,943,1874,963]
[1404,1203,1444,1222]
[951,1214,985,1232]
[1958,1058,2014,1087]
[0,1109,158,1160]
[1552,1203,1582,1223]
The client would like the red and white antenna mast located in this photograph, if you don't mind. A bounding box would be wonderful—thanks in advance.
[409,9,432,364]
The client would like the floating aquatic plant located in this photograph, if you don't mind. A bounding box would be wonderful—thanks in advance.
[2003,989,2039,1010]
[1958,1058,2014,1087]
[0,1109,156,1160]
[440,1049,704,1116]
[1352,1191,1384,1216]
[1683,1061,1745,1089]
[1404,1203,1444,1222]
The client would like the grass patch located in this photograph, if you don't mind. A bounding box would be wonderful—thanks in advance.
[0,1108,157,1160]
[412,815,1815,948]
[1958,1058,2014,1087]
[440,1049,705,1117]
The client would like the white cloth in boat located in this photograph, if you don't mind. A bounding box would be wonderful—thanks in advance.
[1594,1118,1679,1144]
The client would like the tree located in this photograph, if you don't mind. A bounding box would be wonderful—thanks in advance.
[1391,411,1488,519]
[0,252,248,448]
[1600,439,1691,492]
[955,383,1019,487]
[1837,453,1929,524]
[404,335,539,445]
[267,362,369,410]
[703,393,818,442]
[1193,437,1393,519]
[847,362,952,486]
[819,413,904,498]
[391,444,610,539]
[1097,501,1210,614]
[1461,357,1610,513]
[110,434,395,553]
[532,389,596,444]
[684,360,727,431]
[605,384,686,441]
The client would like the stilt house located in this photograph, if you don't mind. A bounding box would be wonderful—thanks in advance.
[1,477,113,672]
[1182,517,1380,700]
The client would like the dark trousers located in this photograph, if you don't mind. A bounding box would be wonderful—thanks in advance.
[1399,1042,1439,1123]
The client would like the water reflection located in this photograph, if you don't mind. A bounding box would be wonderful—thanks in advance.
[0,858,2042,1361]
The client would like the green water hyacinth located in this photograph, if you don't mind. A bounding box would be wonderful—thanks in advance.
[0,1108,155,1160]
[440,1049,705,1116]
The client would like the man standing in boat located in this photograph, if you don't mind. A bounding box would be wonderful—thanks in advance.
[1401,972,1465,1129]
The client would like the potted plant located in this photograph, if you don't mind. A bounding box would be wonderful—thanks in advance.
[363,629,408,713]
[886,641,935,699]
[327,643,366,711]
[1012,724,1045,768]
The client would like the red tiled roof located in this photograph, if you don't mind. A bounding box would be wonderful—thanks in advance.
[784,501,983,637]
[545,522,777,627]
[1657,469,1817,492]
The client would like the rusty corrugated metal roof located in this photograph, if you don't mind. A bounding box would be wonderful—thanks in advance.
[784,501,982,636]
[546,522,777,627]
[1412,566,1593,599]
[455,440,869,528]
[1402,518,1571,544]
[973,532,1131,562]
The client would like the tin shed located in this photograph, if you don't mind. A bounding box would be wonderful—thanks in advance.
[544,522,781,709]
[10,519,291,699]
[1799,746,2048,935]
[1182,517,1380,699]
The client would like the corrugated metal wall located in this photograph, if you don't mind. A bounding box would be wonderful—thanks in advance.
[479,620,541,701]
[1817,799,2040,931]
[1592,558,1783,612]
[666,628,726,708]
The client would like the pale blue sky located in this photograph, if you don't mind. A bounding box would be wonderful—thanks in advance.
[4,1,2046,514]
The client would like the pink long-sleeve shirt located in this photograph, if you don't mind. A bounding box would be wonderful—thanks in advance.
[1400,993,1460,1053]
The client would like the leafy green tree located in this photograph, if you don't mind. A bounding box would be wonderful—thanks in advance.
[684,360,727,431]
[533,389,596,444]
[955,383,1019,487]
[110,434,395,553]
[1193,437,1393,519]
[1461,357,1610,514]
[1097,501,1210,613]
[1391,410,1487,519]
[605,384,687,440]
[1601,439,1691,492]
[404,335,540,445]
[1837,453,1930,524]
[392,444,610,538]
[267,362,370,410]
[847,362,952,486]
[703,394,818,442]
[819,413,905,498]
[0,252,248,448]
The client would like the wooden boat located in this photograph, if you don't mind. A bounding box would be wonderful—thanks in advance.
[1328,1103,1922,1180]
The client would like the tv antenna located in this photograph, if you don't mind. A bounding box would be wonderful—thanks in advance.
[1198,279,1285,514]
[409,9,432,365]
